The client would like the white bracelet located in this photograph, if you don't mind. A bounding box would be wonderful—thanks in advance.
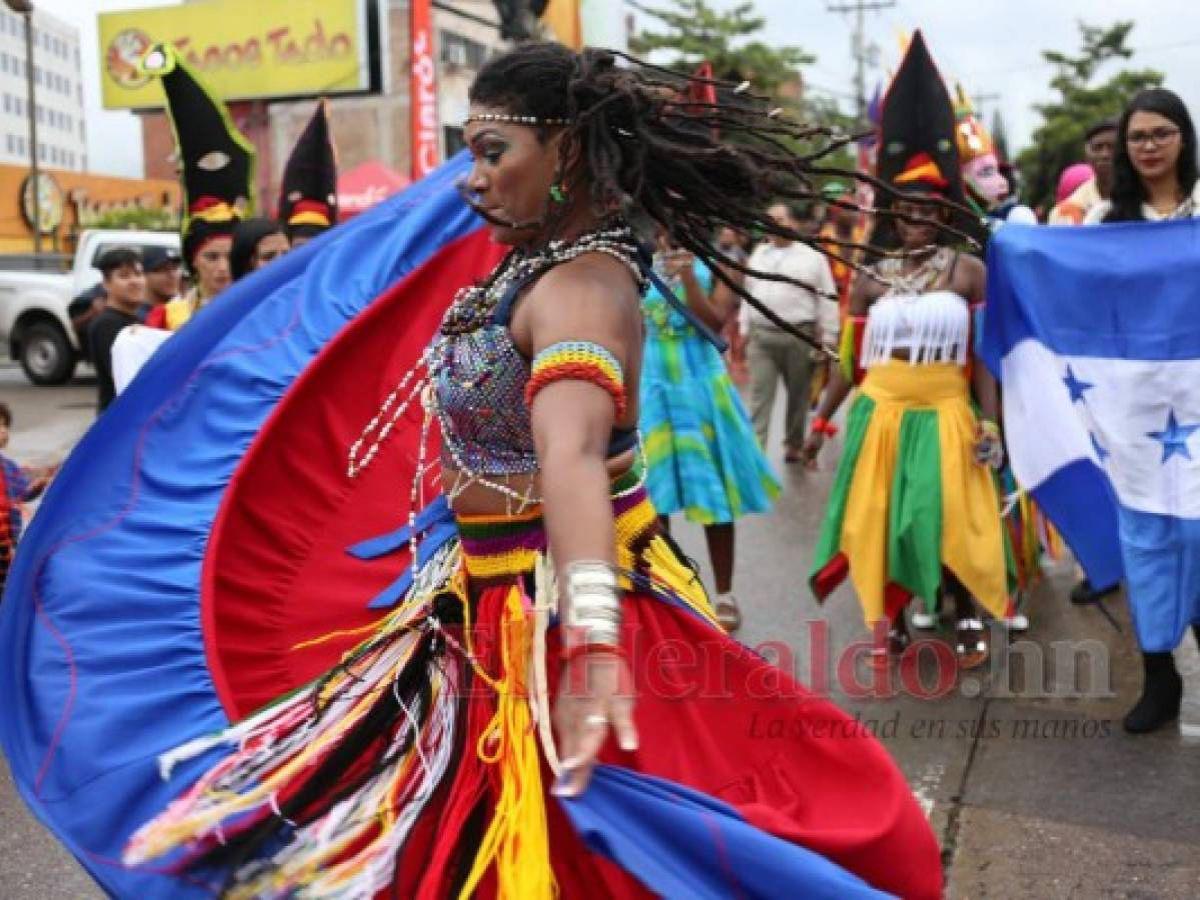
[564,560,621,645]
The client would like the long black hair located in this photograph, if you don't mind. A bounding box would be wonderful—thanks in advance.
[229,217,288,280]
[466,43,965,335]
[1104,88,1198,223]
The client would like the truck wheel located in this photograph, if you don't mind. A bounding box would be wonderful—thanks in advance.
[20,322,77,386]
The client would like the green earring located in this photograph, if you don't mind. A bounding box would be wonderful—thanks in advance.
[549,182,568,204]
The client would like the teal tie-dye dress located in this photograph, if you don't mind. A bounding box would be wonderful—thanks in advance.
[640,261,781,524]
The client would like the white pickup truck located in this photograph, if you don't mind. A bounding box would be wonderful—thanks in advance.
[0,229,181,385]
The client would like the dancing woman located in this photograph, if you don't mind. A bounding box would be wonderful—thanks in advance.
[804,33,1011,668]
[9,43,942,899]
[640,231,781,631]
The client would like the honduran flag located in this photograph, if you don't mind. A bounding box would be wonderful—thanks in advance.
[983,219,1200,652]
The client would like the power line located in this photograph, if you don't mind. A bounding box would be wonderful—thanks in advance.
[961,35,1200,80]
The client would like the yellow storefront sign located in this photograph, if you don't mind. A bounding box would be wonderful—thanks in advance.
[99,0,374,110]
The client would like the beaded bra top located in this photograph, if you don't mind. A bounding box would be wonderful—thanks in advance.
[429,226,646,477]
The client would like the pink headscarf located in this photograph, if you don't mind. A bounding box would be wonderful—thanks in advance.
[1055,163,1095,204]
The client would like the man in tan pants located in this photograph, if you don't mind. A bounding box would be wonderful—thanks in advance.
[740,203,839,461]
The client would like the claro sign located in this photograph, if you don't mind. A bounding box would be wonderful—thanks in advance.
[99,0,381,109]
[410,0,439,179]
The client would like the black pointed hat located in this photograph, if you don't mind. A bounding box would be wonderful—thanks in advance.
[877,31,961,200]
[138,43,257,265]
[279,100,338,241]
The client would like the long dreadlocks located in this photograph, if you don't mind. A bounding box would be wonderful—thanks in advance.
[466,42,978,349]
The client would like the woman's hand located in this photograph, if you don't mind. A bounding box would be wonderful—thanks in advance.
[974,420,1004,469]
[662,249,694,279]
[552,650,637,797]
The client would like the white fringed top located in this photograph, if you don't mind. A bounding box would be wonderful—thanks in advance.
[861,289,971,368]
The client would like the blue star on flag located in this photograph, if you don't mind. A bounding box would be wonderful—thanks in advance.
[1147,410,1200,463]
[1063,366,1094,404]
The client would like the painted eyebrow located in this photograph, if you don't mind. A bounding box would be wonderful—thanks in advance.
[467,128,504,146]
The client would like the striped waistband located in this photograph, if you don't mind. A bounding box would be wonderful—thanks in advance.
[456,471,658,581]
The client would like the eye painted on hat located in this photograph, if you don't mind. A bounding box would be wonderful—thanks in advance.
[197,151,231,172]
[886,141,906,156]
[138,44,175,76]
[936,138,953,152]
[288,190,303,202]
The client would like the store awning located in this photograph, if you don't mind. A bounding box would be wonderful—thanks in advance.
[337,161,411,220]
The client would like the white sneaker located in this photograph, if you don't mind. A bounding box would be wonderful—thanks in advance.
[1004,614,1030,632]
[911,611,937,630]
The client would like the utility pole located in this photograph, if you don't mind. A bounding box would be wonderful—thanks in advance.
[826,0,895,127]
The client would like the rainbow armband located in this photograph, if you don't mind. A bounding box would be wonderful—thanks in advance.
[525,340,627,417]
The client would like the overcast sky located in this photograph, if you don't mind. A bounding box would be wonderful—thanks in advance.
[34,0,1200,178]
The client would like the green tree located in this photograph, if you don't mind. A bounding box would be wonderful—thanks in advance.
[631,0,855,209]
[629,0,812,97]
[83,205,179,232]
[1017,21,1161,213]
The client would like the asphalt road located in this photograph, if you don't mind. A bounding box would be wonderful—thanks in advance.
[1,363,1197,898]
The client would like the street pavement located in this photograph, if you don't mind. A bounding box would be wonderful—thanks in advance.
[0,362,1197,898]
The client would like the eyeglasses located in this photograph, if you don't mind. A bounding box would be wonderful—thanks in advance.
[1126,126,1181,148]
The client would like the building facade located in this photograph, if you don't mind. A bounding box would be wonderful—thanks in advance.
[0,6,85,173]
[140,1,509,214]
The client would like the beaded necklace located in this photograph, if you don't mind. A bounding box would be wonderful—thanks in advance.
[875,245,954,295]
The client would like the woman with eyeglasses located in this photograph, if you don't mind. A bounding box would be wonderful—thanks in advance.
[1083,88,1200,733]
[1086,88,1200,224]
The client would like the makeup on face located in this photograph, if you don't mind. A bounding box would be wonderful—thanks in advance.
[1126,111,1184,182]
[463,113,561,244]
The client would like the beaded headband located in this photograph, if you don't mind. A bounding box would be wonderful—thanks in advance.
[463,113,573,127]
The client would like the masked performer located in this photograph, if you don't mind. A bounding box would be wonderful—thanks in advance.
[2,43,942,899]
[141,44,255,332]
[804,32,1011,668]
[278,100,339,247]
[955,87,1036,228]
[640,231,781,632]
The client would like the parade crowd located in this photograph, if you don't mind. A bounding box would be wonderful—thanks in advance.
[3,29,1200,900]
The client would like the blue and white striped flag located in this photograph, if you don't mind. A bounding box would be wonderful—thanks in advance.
[983,219,1200,652]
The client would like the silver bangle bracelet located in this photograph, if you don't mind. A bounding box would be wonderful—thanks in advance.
[564,560,622,644]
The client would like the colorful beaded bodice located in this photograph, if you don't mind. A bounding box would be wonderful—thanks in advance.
[431,318,536,475]
[348,226,646,510]
[430,227,644,477]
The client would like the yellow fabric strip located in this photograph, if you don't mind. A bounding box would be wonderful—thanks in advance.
[841,361,1008,622]
[459,585,554,900]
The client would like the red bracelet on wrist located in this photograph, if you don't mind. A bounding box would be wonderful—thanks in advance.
[811,416,838,437]
[560,643,625,666]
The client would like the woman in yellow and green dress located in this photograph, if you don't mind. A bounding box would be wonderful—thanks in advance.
[801,33,1012,668]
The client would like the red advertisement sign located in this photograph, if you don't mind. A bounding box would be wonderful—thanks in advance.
[410,0,439,179]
